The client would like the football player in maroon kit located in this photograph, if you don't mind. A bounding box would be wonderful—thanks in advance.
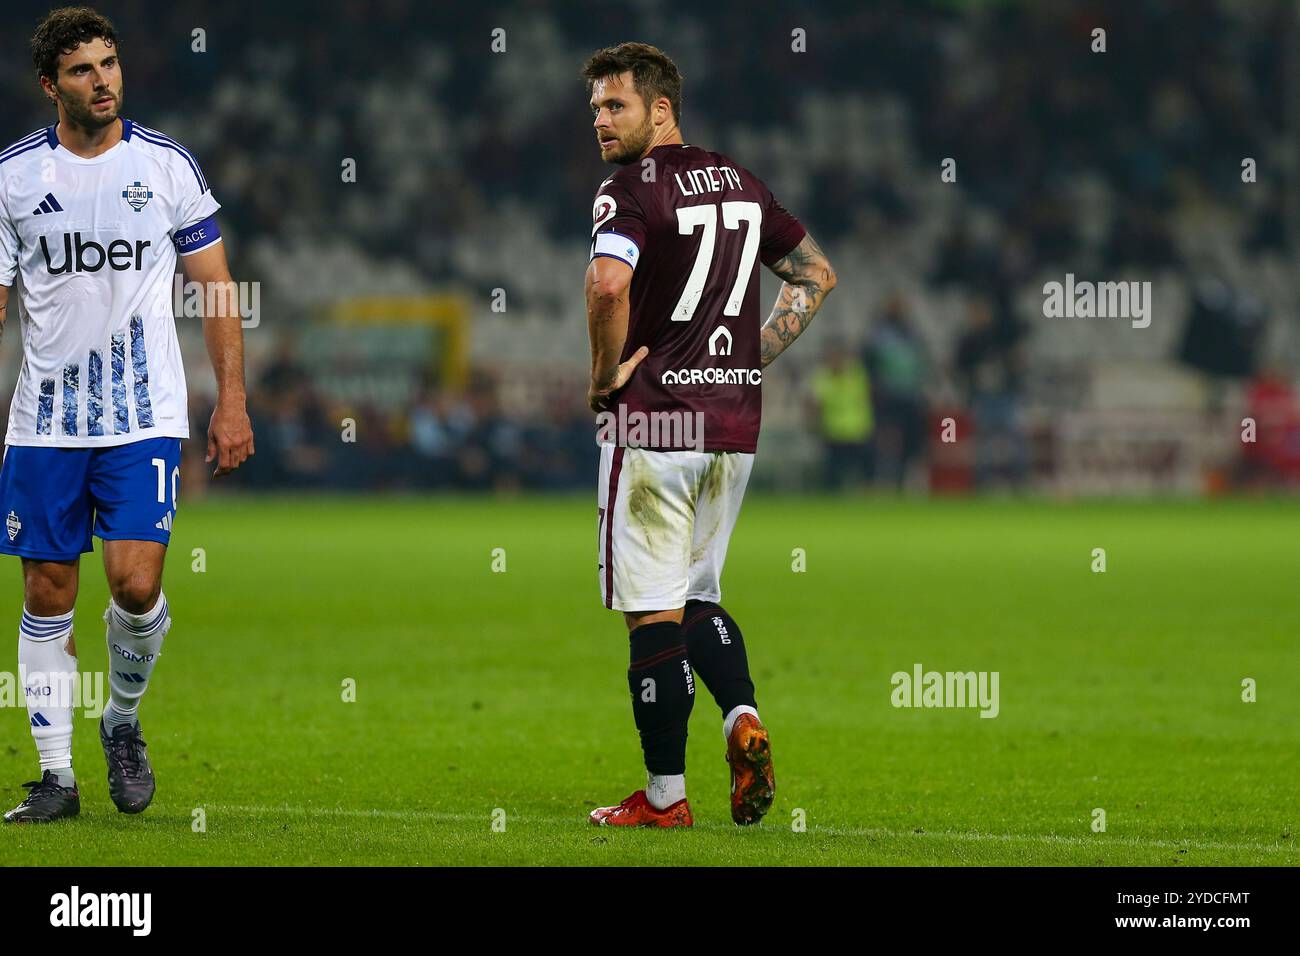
[583,43,837,827]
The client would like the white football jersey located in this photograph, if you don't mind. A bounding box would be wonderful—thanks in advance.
[0,119,221,447]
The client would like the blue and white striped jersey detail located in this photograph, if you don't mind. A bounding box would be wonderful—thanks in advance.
[128,122,209,193]
[0,129,51,167]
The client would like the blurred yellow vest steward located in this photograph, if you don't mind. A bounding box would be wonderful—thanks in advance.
[811,360,873,443]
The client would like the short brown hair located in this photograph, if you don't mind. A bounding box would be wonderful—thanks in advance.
[31,6,119,82]
[582,42,682,127]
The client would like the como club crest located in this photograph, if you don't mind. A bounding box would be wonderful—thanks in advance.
[121,181,153,213]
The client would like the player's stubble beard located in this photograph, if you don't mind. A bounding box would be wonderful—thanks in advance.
[58,79,124,133]
[605,112,655,166]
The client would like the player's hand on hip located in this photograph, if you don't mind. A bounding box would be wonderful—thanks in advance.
[207,401,255,477]
[589,346,649,413]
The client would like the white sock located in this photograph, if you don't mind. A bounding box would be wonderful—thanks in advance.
[723,704,760,741]
[19,608,77,783]
[646,772,686,809]
[103,594,170,731]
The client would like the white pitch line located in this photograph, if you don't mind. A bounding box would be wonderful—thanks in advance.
[207,805,1296,855]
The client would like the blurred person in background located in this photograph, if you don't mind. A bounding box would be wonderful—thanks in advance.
[954,296,1027,490]
[1240,365,1300,488]
[407,384,464,490]
[255,340,331,488]
[863,292,928,489]
[810,343,873,491]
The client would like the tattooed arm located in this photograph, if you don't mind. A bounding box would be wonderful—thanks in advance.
[760,233,837,368]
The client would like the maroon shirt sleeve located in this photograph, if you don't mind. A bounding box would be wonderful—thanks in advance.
[759,186,806,266]
[590,174,648,269]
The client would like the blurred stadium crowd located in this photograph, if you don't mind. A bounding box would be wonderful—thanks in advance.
[1,0,1297,494]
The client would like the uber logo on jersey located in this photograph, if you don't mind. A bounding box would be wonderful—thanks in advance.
[40,233,151,274]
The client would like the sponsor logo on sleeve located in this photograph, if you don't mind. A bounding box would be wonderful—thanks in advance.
[592,194,617,236]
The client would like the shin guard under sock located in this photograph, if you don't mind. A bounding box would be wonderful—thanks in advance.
[627,620,694,777]
[682,600,757,727]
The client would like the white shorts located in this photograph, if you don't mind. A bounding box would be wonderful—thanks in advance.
[597,444,755,612]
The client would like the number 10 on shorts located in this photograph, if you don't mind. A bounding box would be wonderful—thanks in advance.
[152,457,178,509]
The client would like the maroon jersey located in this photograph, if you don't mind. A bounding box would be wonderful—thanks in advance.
[589,143,805,453]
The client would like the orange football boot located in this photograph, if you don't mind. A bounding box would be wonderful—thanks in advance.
[726,713,774,825]
[589,789,693,827]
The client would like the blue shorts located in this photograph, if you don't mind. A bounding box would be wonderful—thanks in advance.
[0,437,182,561]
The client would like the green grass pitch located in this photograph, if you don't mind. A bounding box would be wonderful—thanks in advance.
[0,495,1295,866]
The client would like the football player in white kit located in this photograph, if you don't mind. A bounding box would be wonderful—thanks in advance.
[0,7,254,822]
